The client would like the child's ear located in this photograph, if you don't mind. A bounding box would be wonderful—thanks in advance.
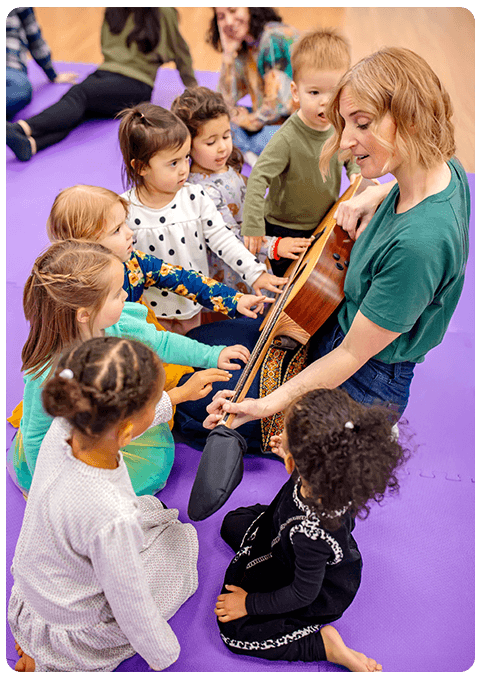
[131,158,146,176]
[284,452,296,475]
[76,307,91,325]
[290,80,299,105]
[118,421,134,447]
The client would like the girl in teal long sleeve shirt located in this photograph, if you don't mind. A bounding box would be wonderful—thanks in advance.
[8,240,249,496]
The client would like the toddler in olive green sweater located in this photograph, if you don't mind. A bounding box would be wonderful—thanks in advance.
[241,29,360,276]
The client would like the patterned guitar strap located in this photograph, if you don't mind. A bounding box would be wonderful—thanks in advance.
[259,336,309,451]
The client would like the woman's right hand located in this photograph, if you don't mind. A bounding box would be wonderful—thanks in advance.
[218,22,243,58]
[203,390,264,429]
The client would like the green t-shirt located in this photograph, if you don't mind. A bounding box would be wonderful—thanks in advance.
[241,113,359,236]
[337,157,470,364]
[98,8,197,89]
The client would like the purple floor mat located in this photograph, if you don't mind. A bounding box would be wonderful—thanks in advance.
[6,62,475,672]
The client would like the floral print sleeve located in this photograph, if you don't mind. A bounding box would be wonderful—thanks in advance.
[124,250,243,317]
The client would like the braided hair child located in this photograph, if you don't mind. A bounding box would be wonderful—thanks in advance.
[9,336,198,671]
[214,387,409,670]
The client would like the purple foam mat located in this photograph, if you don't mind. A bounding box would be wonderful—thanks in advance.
[6,62,475,672]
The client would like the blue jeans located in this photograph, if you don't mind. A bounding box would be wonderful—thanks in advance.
[308,319,415,419]
[6,67,32,120]
[231,122,279,157]
[174,316,415,453]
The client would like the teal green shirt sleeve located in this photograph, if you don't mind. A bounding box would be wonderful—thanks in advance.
[106,302,226,368]
[17,303,226,490]
[19,371,51,487]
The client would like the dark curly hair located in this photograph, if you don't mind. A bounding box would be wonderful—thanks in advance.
[42,336,165,438]
[284,388,410,531]
[171,86,243,172]
[207,7,282,54]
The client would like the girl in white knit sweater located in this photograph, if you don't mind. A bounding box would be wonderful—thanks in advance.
[9,336,199,672]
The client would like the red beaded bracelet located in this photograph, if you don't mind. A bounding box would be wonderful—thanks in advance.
[272,237,282,260]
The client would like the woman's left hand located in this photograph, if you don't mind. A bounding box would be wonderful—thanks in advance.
[236,294,274,318]
[215,585,248,622]
[252,271,287,296]
[335,180,394,241]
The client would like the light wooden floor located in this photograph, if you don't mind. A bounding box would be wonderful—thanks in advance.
[34,7,474,172]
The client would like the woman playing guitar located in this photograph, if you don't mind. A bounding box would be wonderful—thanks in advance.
[180,48,470,447]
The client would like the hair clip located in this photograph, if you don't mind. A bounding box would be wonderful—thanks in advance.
[344,420,354,430]
[59,368,74,380]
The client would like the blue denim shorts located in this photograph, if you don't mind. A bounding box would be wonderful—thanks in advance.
[308,320,415,419]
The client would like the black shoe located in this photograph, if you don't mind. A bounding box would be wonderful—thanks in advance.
[6,122,32,162]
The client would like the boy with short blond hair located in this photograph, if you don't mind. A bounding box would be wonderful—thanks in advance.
[241,28,359,276]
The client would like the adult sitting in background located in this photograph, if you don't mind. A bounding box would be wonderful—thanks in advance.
[207,7,298,167]
[6,7,197,162]
[6,7,77,120]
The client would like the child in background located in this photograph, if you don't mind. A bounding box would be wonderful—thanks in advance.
[9,336,199,672]
[241,29,360,277]
[214,388,408,669]
[8,240,246,496]
[172,86,286,293]
[118,103,287,334]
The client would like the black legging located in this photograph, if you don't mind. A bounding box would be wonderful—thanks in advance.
[24,69,152,151]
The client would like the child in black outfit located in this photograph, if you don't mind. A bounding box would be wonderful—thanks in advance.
[215,388,409,670]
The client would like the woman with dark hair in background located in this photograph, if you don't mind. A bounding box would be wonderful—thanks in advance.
[6,7,197,162]
[207,7,298,166]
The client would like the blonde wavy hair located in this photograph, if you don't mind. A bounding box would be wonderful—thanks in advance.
[47,185,129,242]
[320,47,456,178]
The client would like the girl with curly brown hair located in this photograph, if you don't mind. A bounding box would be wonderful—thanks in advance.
[214,387,408,669]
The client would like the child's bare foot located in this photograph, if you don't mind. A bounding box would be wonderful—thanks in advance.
[320,625,382,672]
[14,642,35,671]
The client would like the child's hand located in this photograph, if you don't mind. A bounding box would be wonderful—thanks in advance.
[218,344,250,370]
[277,236,314,260]
[269,433,287,459]
[215,585,248,622]
[236,294,274,318]
[243,235,266,255]
[168,369,232,405]
[252,271,288,296]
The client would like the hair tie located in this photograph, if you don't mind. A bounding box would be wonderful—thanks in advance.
[59,368,74,380]
[344,420,354,430]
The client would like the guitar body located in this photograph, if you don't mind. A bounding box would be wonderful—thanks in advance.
[219,176,375,426]
[260,175,372,343]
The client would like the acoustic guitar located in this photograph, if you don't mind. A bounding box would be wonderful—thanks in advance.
[218,174,375,428]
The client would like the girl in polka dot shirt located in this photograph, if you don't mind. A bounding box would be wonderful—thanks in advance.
[118,103,287,335]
